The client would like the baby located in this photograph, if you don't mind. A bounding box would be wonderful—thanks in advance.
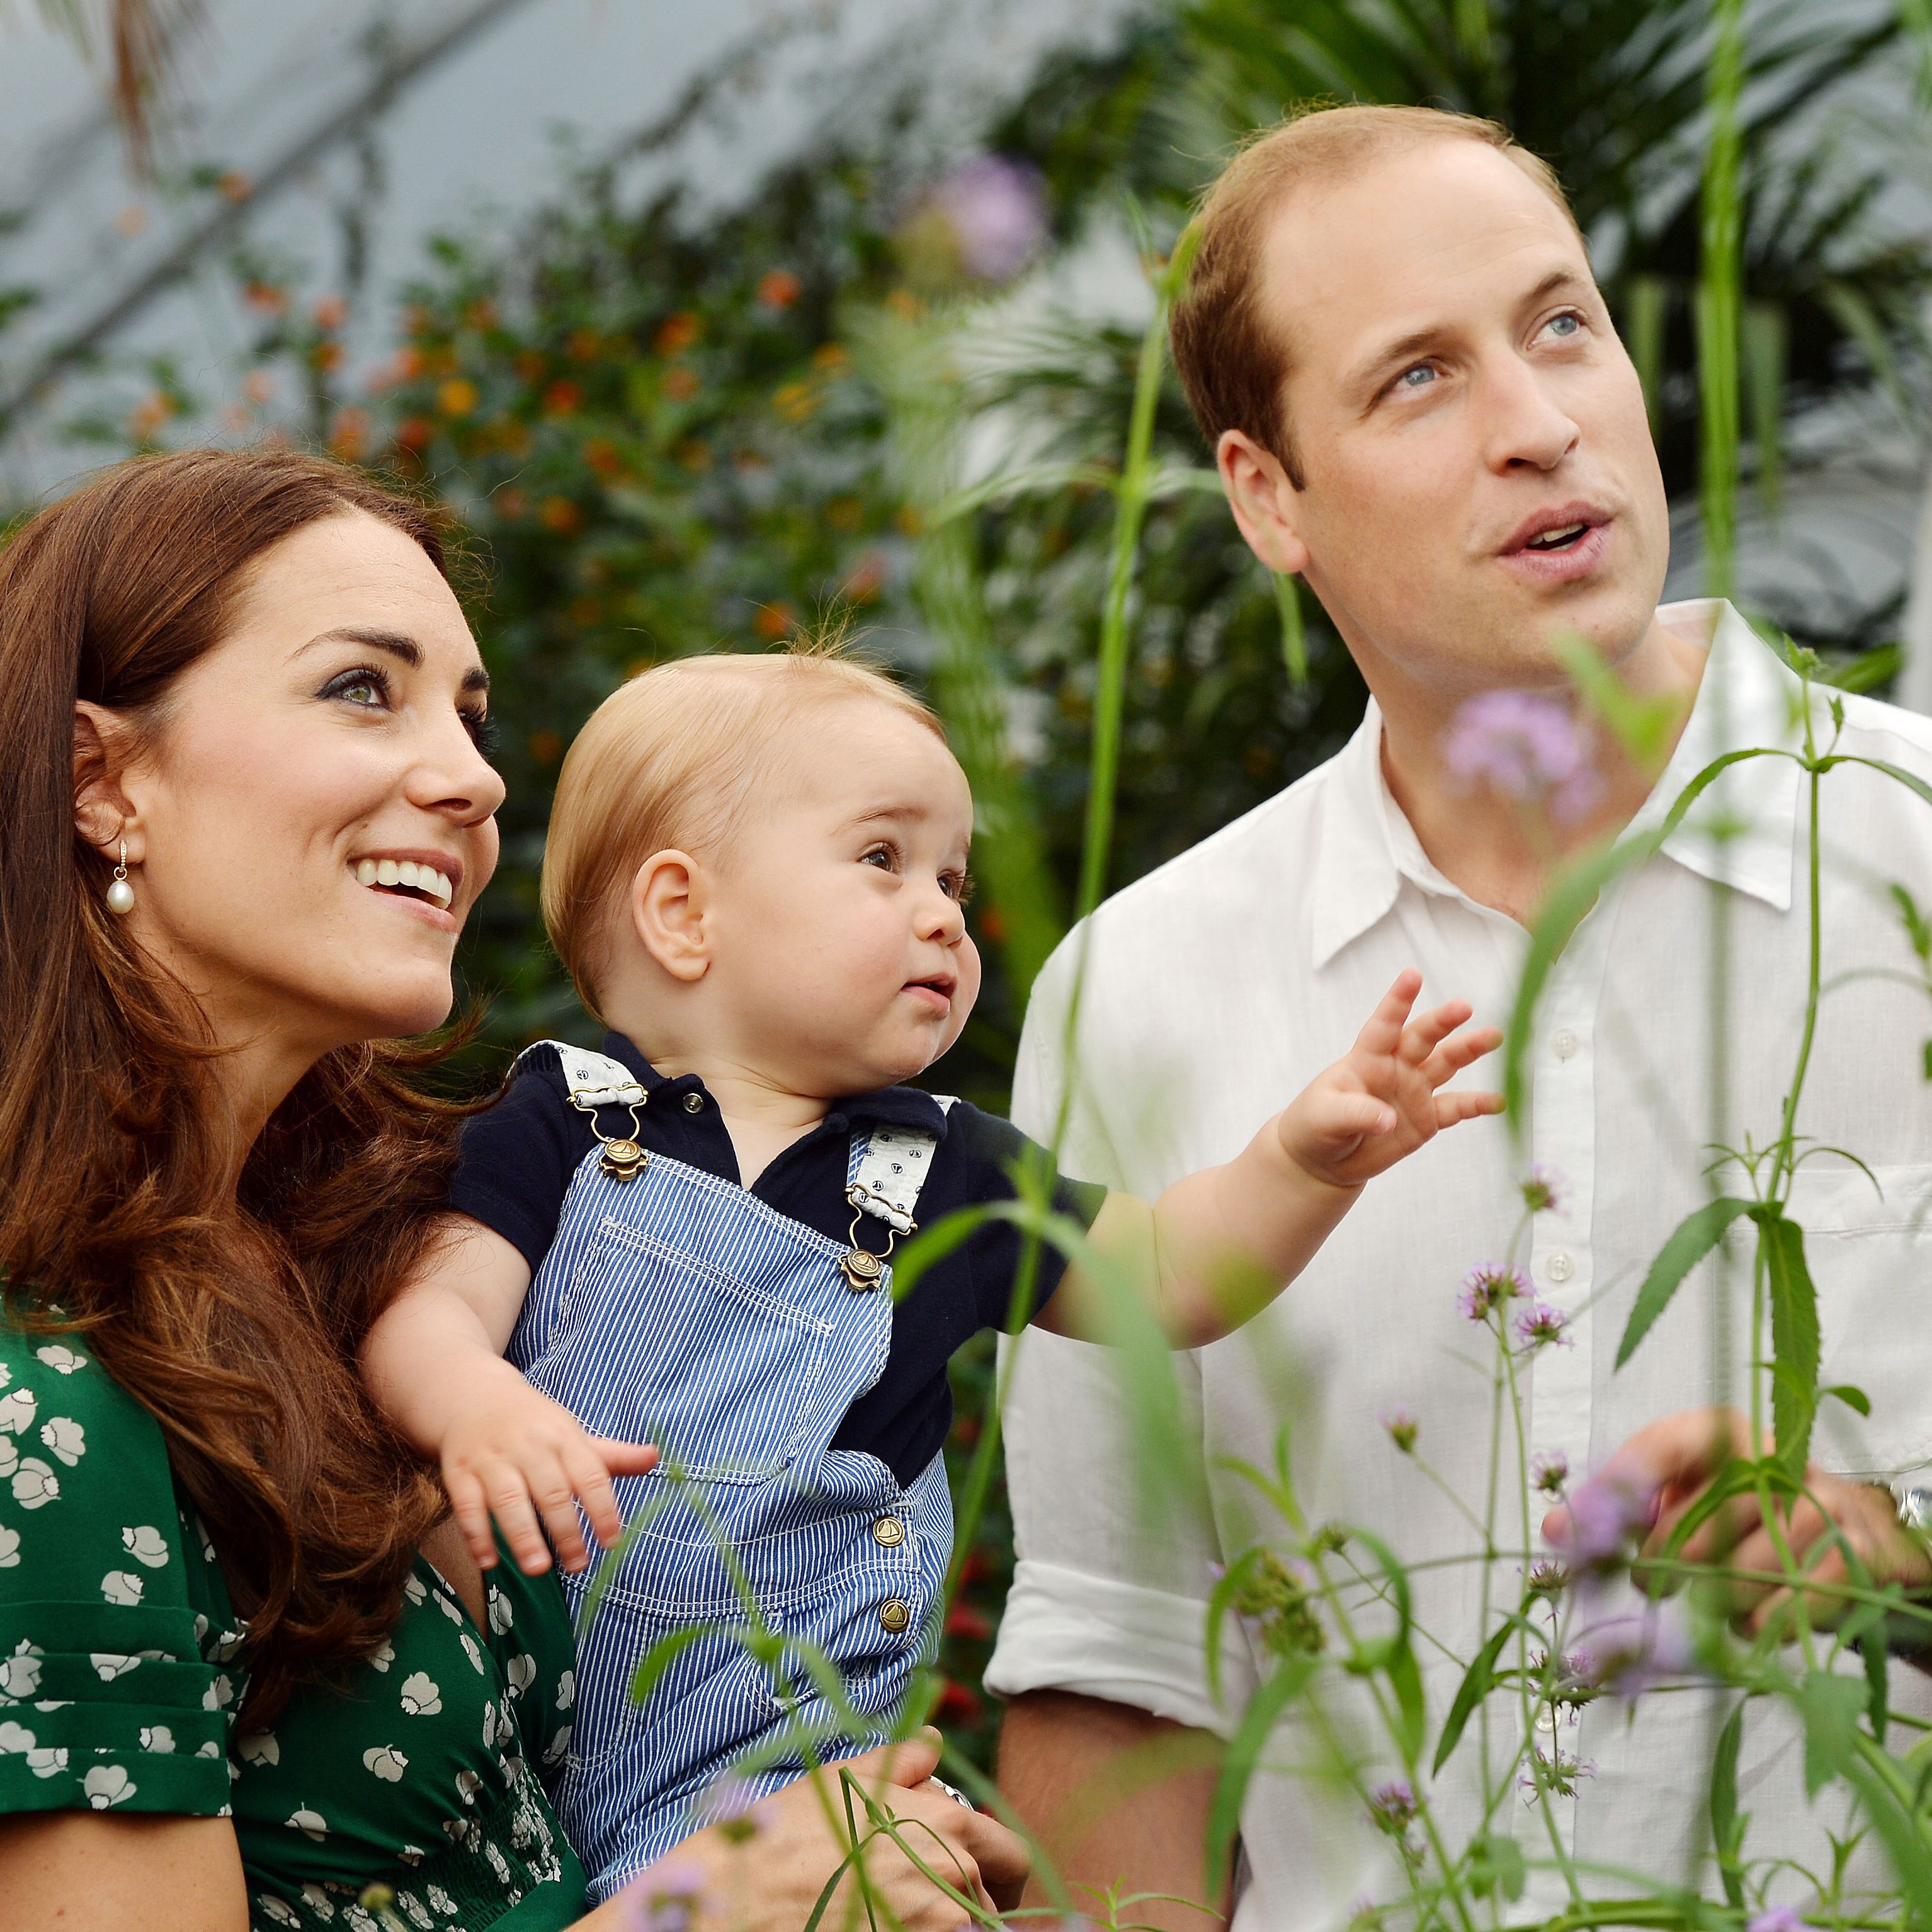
[361,647,1502,1899]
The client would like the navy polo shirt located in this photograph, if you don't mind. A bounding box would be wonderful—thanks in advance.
[448,1031,1108,1486]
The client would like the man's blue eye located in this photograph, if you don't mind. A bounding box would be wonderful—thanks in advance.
[1398,365,1435,390]
[1547,313,1582,339]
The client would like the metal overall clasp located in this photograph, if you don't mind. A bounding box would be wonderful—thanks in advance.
[841,1183,911,1292]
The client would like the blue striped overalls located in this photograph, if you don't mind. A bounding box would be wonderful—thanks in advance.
[504,1045,955,1899]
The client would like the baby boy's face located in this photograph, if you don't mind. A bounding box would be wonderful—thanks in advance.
[702,700,982,1098]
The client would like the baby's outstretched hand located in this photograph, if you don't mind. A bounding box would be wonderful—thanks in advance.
[441,1370,658,1577]
[1278,969,1503,1190]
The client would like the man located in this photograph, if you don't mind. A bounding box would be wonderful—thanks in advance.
[987,103,1932,1931]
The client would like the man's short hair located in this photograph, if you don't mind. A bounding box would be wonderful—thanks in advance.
[1169,103,1583,489]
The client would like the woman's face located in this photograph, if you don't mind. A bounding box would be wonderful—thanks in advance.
[93,509,504,1071]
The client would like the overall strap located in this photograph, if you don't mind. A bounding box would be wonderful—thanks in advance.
[846,1099,957,1237]
[518,1039,648,1110]
[518,1040,650,1181]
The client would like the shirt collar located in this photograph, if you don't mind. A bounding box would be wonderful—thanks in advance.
[601,1031,952,1139]
[1309,599,1803,970]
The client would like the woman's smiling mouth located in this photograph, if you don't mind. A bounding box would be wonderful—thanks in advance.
[352,853,457,912]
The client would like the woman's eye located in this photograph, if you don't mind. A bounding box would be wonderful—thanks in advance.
[463,709,500,759]
[322,667,390,709]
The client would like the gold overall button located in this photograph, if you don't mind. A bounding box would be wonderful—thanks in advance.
[599,1139,647,1181]
[878,1598,911,1634]
[872,1515,905,1548]
[840,1249,885,1292]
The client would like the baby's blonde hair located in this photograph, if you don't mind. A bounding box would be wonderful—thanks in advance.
[542,643,948,1019]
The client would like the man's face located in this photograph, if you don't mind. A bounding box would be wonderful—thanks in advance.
[1228,141,1670,696]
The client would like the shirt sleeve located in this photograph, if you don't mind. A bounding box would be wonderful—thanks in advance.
[447,1053,586,1274]
[0,1324,239,1819]
[982,929,1241,1735]
[942,1102,1108,1331]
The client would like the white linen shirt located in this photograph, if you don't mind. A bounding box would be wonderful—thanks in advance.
[987,601,1932,1929]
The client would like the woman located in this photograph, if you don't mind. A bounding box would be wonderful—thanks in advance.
[0,450,1026,1929]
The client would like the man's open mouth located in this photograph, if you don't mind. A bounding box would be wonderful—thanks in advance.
[1525,521,1589,552]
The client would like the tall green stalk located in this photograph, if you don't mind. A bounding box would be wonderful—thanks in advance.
[1697,0,1748,601]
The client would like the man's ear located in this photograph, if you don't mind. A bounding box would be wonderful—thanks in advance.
[628,850,710,982]
[1217,428,1311,578]
[72,700,143,861]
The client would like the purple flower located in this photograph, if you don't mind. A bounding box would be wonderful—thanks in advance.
[1443,691,1603,824]
[930,157,1048,281]
[1514,1300,1572,1350]
[1531,1451,1569,1497]
[703,1773,777,1843]
[1458,1263,1528,1322]
[1749,1908,1811,1932]
[1520,1746,1594,1802]
[1521,1165,1566,1215]
[1574,1608,1696,1701]
[618,1856,707,1931]
[1368,1779,1418,1830]
[1379,1406,1419,1453]
[1547,1470,1659,1572]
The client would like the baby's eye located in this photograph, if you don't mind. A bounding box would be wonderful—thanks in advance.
[943,870,975,904]
[860,844,897,873]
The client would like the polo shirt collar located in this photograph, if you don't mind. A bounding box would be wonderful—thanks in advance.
[1309,599,1802,970]
[601,1031,952,1139]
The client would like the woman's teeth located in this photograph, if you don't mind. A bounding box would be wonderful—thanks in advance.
[355,857,453,910]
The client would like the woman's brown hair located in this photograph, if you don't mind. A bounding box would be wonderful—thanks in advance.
[0,448,471,1724]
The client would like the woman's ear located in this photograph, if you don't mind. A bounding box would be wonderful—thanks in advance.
[72,700,142,860]
[628,850,710,982]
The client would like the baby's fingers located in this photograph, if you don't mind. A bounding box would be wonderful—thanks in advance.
[1349,970,1424,1060]
[1310,1088,1397,1142]
[445,1465,502,1572]
[528,1461,596,1575]
[1397,999,1475,1067]
[1432,1088,1504,1128]
[561,1438,651,1557]
[484,1466,558,1577]
[1421,1022,1504,1086]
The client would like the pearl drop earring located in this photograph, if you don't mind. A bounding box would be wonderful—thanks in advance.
[106,839,135,915]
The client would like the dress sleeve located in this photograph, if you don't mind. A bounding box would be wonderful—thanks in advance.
[0,1321,239,1819]
[447,1053,586,1275]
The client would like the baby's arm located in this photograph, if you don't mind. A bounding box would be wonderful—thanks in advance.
[361,1215,657,1576]
[1035,970,1502,1347]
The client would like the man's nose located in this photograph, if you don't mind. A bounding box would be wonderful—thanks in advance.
[1481,355,1580,474]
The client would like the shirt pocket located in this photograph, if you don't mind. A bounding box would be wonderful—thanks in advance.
[1785,1161,1932,1478]
[525,1217,834,1486]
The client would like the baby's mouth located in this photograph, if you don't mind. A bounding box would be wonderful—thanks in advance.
[353,857,454,911]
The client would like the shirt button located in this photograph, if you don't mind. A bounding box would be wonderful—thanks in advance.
[1552,1028,1579,1059]
[683,1092,705,1114]
[878,1598,911,1634]
[1547,1252,1575,1284]
[872,1515,906,1548]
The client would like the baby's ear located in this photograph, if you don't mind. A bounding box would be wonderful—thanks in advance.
[629,849,708,981]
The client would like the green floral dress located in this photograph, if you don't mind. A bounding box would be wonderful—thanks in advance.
[0,1319,593,1930]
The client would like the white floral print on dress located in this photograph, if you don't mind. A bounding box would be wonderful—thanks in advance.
[11,1457,57,1508]
[363,1744,409,1781]
[0,1387,35,1434]
[82,1763,135,1808]
[0,1525,19,1568]
[91,1652,140,1681]
[99,1569,144,1605]
[2,1639,44,1698]
[140,1724,175,1753]
[26,1746,66,1778]
[34,1344,86,1374]
[38,1416,83,1465]
[0,1720,33,1751]
[287,1805,327,1841]
[399,1671,442,1716]
[122,1523,168,1567]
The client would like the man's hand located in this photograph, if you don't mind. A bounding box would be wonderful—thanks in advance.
[1277,969,1503,1189]
[1543,1407,1932,1639]
[441,1358,659,1576]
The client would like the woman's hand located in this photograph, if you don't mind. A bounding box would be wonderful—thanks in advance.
[610,1730,1030,1930]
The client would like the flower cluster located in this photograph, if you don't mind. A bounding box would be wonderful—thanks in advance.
[1458,1263,1528,1322]
[1379,1406,1419,1454]
[618,1857,707,1932]
[1443,690,1603,824]
[1530,1451,1569,1497]
[1521,1746,1596,1802]
[1228,1549,1326,1659]
[1547,1470,1660,1577]
[1513,1300,1572,1350]
[1520,1165,1567,1215]
[1367,1780,1423,1867]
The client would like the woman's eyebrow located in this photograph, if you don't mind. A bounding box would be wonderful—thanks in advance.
[298,625,490,693]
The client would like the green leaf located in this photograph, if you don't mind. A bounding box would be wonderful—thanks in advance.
[1823,1383,1872,1418]
[1204,1654,1315,1895]
[1385,1636,1426,1764]
[1469,1833,1526,1903]
[1762,1210,1821,1472]
[1618,1197,1756,1368]
[1865,1608,1891,1748]
[1800,1668,1866,1797]
[1891,883,1932,965]
[628,1623,714,1705]
[1710,1701,1746,1909]
[1435,1618,1517,1774]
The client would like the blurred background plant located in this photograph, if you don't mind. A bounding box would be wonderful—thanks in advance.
[6,0,1932,1776]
